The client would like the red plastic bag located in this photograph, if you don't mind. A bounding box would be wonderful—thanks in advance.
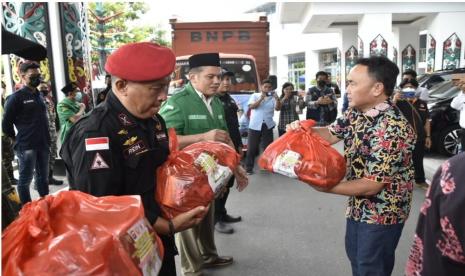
[259,119,346,188]
[2,191,164,276]
[156,128,240,219]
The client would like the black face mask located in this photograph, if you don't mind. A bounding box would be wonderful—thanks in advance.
[29,75,42,88]
[40,89,49,96]
[317,80,326,87]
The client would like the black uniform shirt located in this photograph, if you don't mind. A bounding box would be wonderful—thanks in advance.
[217,93,243,151]
[396,99,429,141]
[60,91,175,253]
[2,86,50,151]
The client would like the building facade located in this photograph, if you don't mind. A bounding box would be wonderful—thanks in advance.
[272,2,465,95]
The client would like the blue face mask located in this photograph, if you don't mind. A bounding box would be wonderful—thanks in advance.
[74,91,82,102]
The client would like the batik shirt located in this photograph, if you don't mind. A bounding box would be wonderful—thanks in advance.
[405,153,465,276]
[328,101,416,225]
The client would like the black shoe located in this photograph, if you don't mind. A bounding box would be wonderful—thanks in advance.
[416,182,429,190]
[215,221,234,234]
[49,177,63,185]
[203,256,234,268]
[246,169,254,175]
[222,214,242,223]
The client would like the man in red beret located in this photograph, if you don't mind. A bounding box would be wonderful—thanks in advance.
[60,42,207,275]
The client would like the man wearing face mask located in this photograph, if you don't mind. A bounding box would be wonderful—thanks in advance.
[57,82,86,144]
[2,62,50,204]
[306,71,338,126]
[393,78,431,190]
[38,81,63,186]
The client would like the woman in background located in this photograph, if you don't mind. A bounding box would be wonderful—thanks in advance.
[277,82,305,136]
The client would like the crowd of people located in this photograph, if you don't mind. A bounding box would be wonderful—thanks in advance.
[2,41,464,276]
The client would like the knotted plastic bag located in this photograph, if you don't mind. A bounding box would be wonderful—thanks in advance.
[259,120,346,188]
[156,128,240,219]
[2,190,164,276]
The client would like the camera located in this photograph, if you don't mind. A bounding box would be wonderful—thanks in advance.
[401,88,416,99]
[266,91,275,97]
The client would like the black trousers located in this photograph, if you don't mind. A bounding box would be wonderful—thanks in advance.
[461,128,465,152]
[159,255,176,276]
[214,175,235,222]
[278,128,286,137]
[413,140,426,183]
[245,124,274,171]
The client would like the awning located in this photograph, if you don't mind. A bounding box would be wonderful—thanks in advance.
[1,25,47,61]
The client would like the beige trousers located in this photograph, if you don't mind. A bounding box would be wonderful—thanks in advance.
[176,204,218,276]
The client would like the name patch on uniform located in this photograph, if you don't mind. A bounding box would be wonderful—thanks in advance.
[23,99,34,104]
[188,115,207,120]
[85,137,109,151]
[124,140,147,157]
[90,152,110,170]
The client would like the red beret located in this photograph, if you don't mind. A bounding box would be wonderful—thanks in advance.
[105,42,175,82]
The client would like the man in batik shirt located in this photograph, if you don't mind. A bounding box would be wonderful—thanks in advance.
[406,152,465,276]
[288,56,416,276]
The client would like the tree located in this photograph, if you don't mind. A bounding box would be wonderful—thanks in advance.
[88,2,170,74]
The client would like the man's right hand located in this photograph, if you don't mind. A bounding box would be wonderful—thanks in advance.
[172,205,209,232]
[286,120,302,132]
[202,129,232,145]
[392,92,402,103]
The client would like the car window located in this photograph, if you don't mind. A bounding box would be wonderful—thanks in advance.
[425,75,445,89]
[428,81,461,100]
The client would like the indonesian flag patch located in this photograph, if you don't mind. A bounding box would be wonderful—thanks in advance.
[90,152,110,170]
[85,137,109,151]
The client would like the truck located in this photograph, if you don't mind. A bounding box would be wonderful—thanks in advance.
[169,16,270,82]
[169,17,271,151]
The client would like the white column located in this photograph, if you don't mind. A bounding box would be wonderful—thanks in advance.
[340,28,358,95]
[398,26,420,73]
[48,2,66,102]
[276,54,288,90]
[305,50,319,89]
[358,13,393,58]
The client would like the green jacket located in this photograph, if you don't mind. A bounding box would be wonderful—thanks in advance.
[57,97,81,144]
[159,82,227,135]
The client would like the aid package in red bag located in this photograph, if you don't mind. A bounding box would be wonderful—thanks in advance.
[156,128,240,219]
[258,119,346,188]
[2,190,164,276]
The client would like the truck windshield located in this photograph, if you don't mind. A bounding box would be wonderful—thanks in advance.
[171,57,258,95]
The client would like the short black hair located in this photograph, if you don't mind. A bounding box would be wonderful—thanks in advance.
[355,56,399,96]
[399,78,419,88]
[262,78,273,85]
[315,71,329,79]
[402,69,417,79]
[221,71,234,80]
[19,62,40,74]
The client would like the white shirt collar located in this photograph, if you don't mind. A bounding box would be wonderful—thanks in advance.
[194,87,213,115]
